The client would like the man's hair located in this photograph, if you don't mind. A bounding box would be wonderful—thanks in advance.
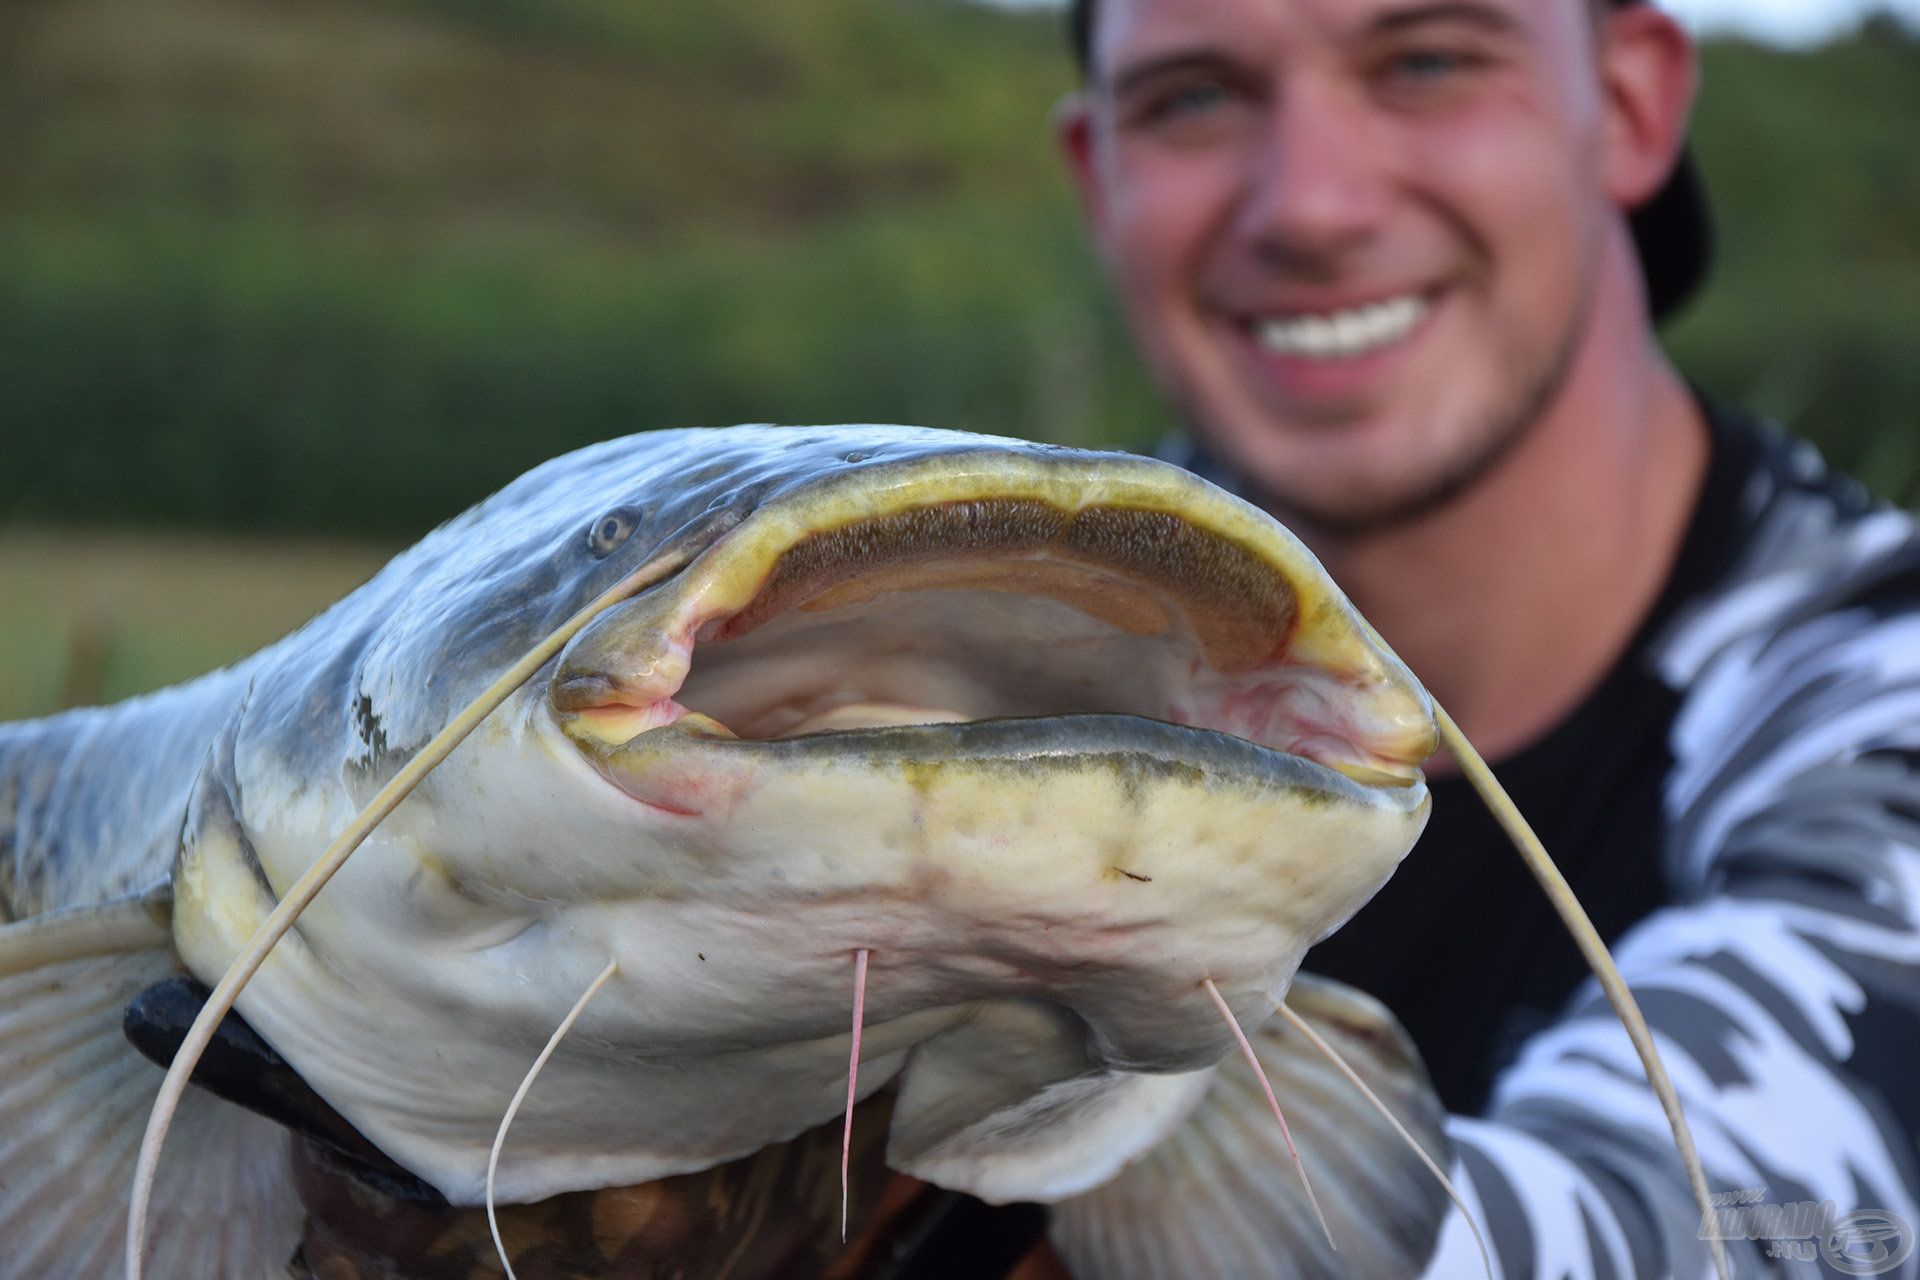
[1067,0,1094,78]
[1068,0,1625,80]
[1060,0,1710,319]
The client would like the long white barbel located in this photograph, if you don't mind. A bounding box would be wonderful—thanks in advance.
[841,946,870,1243]
[1203,977,1335,1253]
[487,958,621,1280]
[1433,704,1732,1280]
[125,529,715,1280]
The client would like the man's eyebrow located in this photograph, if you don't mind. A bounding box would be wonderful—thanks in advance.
[1104,4,1523,95]
[1105,50,1233,100]
[1367,1,1523,36]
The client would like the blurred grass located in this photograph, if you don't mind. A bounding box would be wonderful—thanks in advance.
[0,528,391,719]
[0,0,1916,716]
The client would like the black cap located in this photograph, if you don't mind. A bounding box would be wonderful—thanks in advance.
[1610,0,1714,320]
[1632,151,1713,320]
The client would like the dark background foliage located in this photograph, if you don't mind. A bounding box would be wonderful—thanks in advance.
[2,0,1916,540]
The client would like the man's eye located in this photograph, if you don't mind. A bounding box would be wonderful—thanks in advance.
[1161,82,1228,116]
[1384,47,1476,85]
[1135,80,1232,127]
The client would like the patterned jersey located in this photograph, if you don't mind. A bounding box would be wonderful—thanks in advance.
[1304,402,1920,1278]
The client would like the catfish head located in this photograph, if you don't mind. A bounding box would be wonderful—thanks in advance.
[168,425,1436,1208]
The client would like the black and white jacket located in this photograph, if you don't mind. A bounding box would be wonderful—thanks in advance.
[1364,406,1920,1278]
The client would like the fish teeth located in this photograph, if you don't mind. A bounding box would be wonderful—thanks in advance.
[1255,294,1429,359]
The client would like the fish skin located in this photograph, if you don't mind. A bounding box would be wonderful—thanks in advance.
[0,667,253,921]
[0,424,1438,1264]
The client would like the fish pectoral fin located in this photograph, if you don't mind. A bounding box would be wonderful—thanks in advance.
[887,1000,1218,1205]
[1047,973,1456,1280]
[0,885,173,976]
[0,904,304,1280]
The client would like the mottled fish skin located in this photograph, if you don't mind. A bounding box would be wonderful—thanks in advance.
[0,668,252,922]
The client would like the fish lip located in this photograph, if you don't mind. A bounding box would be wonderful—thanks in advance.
[577,713,1427,805]
[757,716,1424,794]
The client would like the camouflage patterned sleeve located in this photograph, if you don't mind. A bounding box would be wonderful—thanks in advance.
[1422,493,1920,1279]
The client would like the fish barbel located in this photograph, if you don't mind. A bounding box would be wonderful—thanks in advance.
[0,424,1701,1278]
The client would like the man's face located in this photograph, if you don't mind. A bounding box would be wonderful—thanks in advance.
[1064,0,1618,531]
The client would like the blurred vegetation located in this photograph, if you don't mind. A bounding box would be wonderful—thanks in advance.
[0,528,390,718]
[1667,18,1920,504]
[1,0,1917,543]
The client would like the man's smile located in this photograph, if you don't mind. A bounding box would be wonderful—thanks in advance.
[1219,286,1443,408]
[1247,292,1431,360]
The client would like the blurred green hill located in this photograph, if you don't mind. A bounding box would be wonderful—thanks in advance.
[3,0,1916,537]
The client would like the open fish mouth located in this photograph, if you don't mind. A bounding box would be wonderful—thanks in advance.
[164,437,1446,1210]
[551,448,1437,793]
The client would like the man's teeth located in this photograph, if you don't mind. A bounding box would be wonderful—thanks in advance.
[1255,295,1429,359]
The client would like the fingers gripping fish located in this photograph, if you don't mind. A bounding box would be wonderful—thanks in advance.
[0,425,1720,1278]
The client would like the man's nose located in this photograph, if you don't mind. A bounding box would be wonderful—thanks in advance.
[1236,84,1393,268]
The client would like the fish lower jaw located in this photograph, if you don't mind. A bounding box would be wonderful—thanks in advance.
[555,662,1430,794]
[562,698,700,746]
[565,700,981,751]
[565,699,1423,789]
[766,702,971,736]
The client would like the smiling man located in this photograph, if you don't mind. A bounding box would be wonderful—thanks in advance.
[1059,0,1709,759]
[1028,0,1920,1275]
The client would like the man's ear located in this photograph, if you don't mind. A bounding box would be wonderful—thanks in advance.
[1054,92,1110,240]
[1597,4,1697,210]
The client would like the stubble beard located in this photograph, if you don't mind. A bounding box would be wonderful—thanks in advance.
[1212,292,1595,540]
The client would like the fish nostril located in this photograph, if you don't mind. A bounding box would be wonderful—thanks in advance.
[842,451,873,464]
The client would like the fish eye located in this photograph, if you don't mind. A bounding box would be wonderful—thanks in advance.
[588,506,643,558]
